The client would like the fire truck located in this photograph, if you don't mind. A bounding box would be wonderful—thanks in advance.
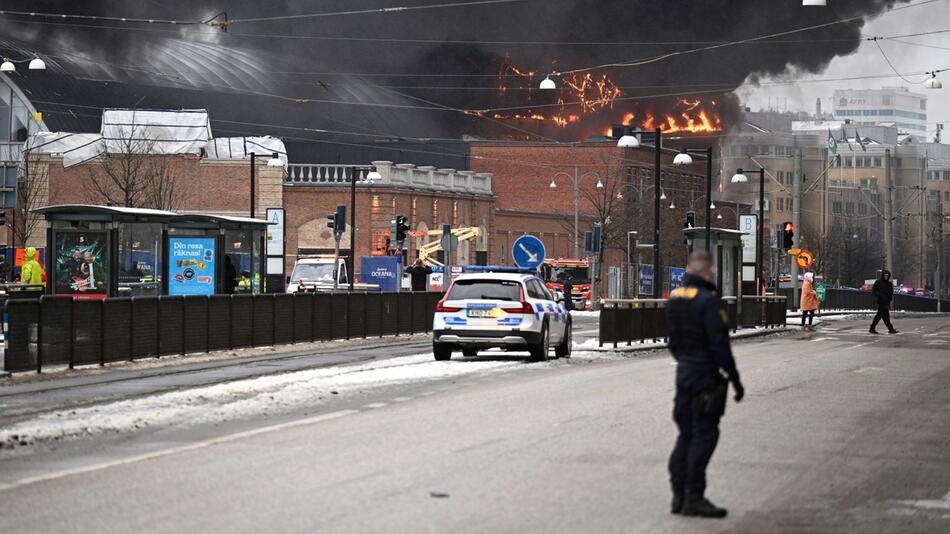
[540,258,592,310]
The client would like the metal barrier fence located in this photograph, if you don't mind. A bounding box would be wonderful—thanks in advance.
[2,292,442,373]
[777,288,950,312]
[599,296,786,348]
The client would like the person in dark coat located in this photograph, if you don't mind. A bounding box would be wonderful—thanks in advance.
[406,259,432,292]
[665,251,744,519]
[870,270,898,334]
[224,255,237,294]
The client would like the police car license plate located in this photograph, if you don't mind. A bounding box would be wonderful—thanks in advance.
[466,308,494,318]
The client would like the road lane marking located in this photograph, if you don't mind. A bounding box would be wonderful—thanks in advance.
[391,396,413,402]
[363,403,388,409]
[811,337,839,342]
[0,409,358,493]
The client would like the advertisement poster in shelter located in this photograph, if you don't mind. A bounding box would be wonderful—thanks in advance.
[54,232,108,295]
[168,237,216,295]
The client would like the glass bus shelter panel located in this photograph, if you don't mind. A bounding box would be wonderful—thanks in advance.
[117,223,162,297]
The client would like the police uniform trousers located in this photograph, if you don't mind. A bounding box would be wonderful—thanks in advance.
[669,376,728,497]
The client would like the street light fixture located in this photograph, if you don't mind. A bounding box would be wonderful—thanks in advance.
[660,190,667,200]
[539,75,556,90]
[0,59,14,73]
[549,168,606,256]
[925,72,943,90]
[366,170,382,181]
[669,199,676,210]
[709,201,716,209]
[266,154,284,168]
[673,148,693,166]
[617,134,639,148]
[28,56,46,70]
[731,169,749,183]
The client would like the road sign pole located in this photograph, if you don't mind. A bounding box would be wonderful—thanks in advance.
[442,223,452,292]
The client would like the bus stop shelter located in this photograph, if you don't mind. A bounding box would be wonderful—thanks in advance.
[683,227,746,299]
[35,205,269,297]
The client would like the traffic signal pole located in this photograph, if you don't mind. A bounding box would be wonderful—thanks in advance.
[792,149,802,308]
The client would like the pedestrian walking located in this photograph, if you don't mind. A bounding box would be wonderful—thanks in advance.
[406,259,432,292]
[869,270,898,334]
[665,251,744,519]
[20,247,44,291]
[800,272,819,332]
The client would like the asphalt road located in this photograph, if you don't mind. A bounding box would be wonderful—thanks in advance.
[1,315,949,533]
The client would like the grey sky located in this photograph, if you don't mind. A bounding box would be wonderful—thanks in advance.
[737,0,950,141]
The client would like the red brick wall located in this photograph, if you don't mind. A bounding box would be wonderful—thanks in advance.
[45,155,260,213]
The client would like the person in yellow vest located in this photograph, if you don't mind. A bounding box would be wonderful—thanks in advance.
[20,247,44,291]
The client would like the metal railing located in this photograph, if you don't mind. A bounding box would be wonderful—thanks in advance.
[598,295,786,348]
[284,164,376,185]
[777,288,950,312]
[2,291,443,373]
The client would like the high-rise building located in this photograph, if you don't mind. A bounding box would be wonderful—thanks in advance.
[832,87,928,142]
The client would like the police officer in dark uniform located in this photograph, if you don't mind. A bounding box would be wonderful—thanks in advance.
[665,251,744,518]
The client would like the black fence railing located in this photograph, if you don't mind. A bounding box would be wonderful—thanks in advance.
[598,296,787,348]
[2,292,442,373]
[777,288,950,312]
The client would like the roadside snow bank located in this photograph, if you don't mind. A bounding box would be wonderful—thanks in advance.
[0,353,521,451]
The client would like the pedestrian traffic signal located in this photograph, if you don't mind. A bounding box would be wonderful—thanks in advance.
[782,222,795,250]
[685,211,695,229]
[327,211,336,230]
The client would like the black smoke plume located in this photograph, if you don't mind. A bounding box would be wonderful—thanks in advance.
[0,0,912,142]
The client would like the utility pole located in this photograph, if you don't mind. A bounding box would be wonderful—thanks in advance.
[884,149,894,273]
[919,160,926,289]
[792,148,802,306]
[936,201,943,312]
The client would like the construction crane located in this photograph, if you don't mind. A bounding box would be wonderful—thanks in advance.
[408,226,481,267]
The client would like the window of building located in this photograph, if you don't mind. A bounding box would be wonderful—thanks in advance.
[858,203,868,215]
[844,157,853,167]
[833,201,843,214]
[777,197,784,211]
[846,202,855,214]
[945,191,950,201]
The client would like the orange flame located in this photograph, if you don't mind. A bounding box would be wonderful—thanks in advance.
[474,61,724,136]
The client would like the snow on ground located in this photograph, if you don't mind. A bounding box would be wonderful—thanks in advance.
[0,353,528,451]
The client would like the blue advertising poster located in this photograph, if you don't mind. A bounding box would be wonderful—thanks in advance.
[638,264,654,296]
[669,267,687,292]
[361,256,401,292]
[169,237,216,295]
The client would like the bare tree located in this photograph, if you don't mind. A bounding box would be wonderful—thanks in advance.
[143,155,186,211]
[85,118,186,210]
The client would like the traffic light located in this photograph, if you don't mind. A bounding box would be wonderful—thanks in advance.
[782,221,795,250]
[327,204,346,234]
[395,214,410,243]
[685,211,695,229]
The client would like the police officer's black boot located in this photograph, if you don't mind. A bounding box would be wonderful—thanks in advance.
[671,492,684,515]
[681,493,728,518]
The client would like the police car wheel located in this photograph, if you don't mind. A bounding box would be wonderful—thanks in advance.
[555,321,572,359]
[433,343,452,361]
[529,324,550,362]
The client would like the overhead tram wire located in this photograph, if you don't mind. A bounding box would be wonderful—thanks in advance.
[552,0,945,76]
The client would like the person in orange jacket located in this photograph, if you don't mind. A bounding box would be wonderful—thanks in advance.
[800,272,819,332]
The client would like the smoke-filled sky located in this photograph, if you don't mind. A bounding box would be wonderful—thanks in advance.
[0,0,937,142]
[738,0,950,141]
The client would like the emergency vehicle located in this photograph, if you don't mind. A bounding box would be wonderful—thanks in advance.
[432,270,572,361]
[540,258,593,310]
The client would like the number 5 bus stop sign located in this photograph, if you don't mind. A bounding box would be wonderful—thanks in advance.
[512,235,545,270]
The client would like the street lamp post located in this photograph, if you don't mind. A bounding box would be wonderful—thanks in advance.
[617,127,663,298]
[549,167,604,257]
[672,146,715,251]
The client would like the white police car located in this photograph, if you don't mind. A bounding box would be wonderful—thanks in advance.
[432,272,571,361]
